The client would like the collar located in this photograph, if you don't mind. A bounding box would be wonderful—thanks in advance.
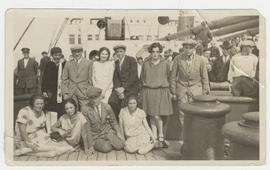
[74,57,82,63]
[119,55,126,62]
[185,53,195,60]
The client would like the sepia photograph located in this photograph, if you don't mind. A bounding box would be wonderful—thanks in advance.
[4,9,266,166]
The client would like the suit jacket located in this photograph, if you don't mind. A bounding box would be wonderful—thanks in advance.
[170,53,210,99]
[113,55,139,95]
[39,56,51,73]
[81,102,120,147]
[61,57,93,99]
[211,57,230,82]
[17,58,38,88]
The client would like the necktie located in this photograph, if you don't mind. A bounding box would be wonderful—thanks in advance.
[96,106,101,118]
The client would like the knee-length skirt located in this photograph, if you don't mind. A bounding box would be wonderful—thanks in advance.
[142,87,173,116]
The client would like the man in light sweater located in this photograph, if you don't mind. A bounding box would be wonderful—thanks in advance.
[227,40,258,97]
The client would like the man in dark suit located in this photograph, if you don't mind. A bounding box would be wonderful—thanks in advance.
[16,48,38,94]
[39,51,51,81]
[108,45,140,119]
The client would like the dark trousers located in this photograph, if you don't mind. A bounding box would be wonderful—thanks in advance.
[108,91,126,121]
[232,76,258,97]
[45,94,64,119]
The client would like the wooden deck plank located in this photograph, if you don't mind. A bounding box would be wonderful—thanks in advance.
[28,155,38,161]
[136,153,146,160]
[125,153,137,160]
[77,150,87,161]
[14,155,30,161]
[13,140,183,161]
[68,151,79,161]
[14,156,20,161]
[47,155,59,161]
[107,150,116,161]
[145,151,156,160]
[87,151,97,161]
[57,152,70,161]
[97,152,107,161]
[115,150,127,160]
[162,141,182,160]
[37,157,48,161]
[152,149,167,160]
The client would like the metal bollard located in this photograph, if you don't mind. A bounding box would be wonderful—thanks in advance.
[180,96,231,160]
[194,95,256,122]
[222,112,259,160]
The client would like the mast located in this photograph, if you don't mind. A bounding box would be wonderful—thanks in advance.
[48,18,69,54]
[13,17,35,51]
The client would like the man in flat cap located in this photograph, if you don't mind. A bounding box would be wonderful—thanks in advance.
[81,87,124,154]
[108,44,139,120]
[62,45,93,109]
[16,48,38,94]
[42,47,66,118]
[170,39,210,150]
[227,40,258,97]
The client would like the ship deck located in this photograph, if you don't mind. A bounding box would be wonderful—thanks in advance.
[14,140,182,161]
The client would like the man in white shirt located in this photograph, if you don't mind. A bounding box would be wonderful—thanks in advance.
[227,40,258,97]
[136,56,143,79]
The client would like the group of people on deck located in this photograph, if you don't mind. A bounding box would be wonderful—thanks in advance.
[14,36,260,158]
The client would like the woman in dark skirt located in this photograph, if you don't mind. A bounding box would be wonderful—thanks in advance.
[141,42,173,148]
[41,47,66,118]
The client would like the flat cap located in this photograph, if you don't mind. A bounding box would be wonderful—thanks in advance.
[70,45,83,51]
[241,40,255,47]
[182,39,197,47]
[113,44,126,51]
[21,48,30,52]
[50,47,62,55]
[86,87,102,98]
[41,51,48,55]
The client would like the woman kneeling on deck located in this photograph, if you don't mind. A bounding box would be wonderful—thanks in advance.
[14,95,74,157]
[51,98,88,152]
[119,96,155,154]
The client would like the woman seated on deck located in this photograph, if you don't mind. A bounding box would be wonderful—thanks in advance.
[51,98,88,151]
[119,96,155,155]
[14,94,74,157]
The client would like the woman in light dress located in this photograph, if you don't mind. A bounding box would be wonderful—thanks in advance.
[92,47,115,103]
[14,95,74,157]
[51,98,89,153]
[119,96,155,155]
